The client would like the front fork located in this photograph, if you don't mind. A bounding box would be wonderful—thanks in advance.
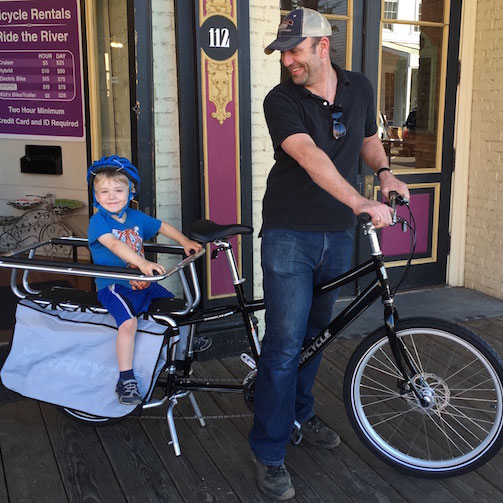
[365,223,431,408]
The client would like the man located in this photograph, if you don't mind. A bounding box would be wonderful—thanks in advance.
[249,8,409,500]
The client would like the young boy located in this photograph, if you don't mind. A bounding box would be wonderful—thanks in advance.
[87,155,202,405]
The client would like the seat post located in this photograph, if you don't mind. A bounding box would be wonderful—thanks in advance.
[215,240,245,286]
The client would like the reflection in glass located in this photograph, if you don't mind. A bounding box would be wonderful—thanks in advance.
[381,0,444,24]
[329,20,347,68]
[383,0,398,30]
[86,0,131,159]
[379,23,443,171]
[280,0,348,16]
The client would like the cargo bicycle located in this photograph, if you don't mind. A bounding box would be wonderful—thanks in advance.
[1,193,502,478]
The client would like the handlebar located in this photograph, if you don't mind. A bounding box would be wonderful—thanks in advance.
[357,191,409,227]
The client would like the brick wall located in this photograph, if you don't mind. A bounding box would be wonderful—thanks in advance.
[152,0,183,295]
[249,1,281,299]
[465,0,503,298]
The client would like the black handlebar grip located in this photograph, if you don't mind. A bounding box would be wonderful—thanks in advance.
[357,213,372,225]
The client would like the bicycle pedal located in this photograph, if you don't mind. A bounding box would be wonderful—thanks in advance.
[240,353,256,370]
[290,427,303,446]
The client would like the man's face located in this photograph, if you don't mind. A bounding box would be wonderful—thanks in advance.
[281,37,323,86]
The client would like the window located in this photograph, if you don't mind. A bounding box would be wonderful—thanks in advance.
[414,3,422,33]
[383,0,398,31]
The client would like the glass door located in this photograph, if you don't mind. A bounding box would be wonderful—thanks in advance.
[84,0,132,161]
[358,0,461,289]
[273,1,461,291]
[377,0,461,287]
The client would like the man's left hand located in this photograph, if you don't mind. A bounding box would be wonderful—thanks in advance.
[378,170,410,202]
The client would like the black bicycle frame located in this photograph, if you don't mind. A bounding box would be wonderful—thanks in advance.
[298,258,386,369]
[174,230,425,401]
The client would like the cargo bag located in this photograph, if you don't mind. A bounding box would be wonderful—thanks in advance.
[0,299,168,418]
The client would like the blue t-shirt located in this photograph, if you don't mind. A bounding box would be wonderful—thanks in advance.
[88,209,162,290]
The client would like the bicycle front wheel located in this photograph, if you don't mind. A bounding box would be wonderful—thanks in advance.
[343,317,503,478]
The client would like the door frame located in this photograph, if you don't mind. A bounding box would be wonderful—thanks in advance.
[175,0,253,306]
[448,0,476,287]
[129,0,155,215]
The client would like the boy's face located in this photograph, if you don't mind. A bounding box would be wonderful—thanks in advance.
[94,176,129,213]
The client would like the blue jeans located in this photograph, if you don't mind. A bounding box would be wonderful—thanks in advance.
[249,228,354,465]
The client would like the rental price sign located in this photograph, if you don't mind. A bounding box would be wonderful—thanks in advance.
[0,1,84,140]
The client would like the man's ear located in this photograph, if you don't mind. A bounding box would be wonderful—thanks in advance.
[318,36,330,58]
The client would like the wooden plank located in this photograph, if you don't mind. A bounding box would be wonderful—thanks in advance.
[216,357,404,503]
[322,342,503,503]
[172,369,289,503]
[139,404,242,502]
[96,418,184,502]
[0,400,68,503]
[0,448,9,503]
[316,349,469,502]
[40,403,126,503]
[461,317,503,356]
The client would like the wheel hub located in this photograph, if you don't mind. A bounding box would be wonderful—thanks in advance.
[404,372,450,412]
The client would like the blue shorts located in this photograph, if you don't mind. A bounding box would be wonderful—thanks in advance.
[97,283,174,327]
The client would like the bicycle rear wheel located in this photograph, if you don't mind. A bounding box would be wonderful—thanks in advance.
[58,406,125,426]
[343,317,503,478]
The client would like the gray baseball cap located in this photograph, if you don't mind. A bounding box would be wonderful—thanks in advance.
[265,8,332,55]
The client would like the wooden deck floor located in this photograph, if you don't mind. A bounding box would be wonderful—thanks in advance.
[1,316,503,503]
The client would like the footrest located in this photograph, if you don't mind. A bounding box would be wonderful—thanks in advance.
[27,286,186,314]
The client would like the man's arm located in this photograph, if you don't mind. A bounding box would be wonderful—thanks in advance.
[360,133,410,201]
[281,133,394,227]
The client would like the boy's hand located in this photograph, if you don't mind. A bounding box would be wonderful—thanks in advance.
[130,279,150,290]
[130,259,165,290]
[138,258,166,277]
[181,239,203,257]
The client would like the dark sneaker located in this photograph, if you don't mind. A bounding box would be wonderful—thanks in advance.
[115,378,142,405]
[254,459,295,501]
[301,415,341,449]
[192,335,212,353]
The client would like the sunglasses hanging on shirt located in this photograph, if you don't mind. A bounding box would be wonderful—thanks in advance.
[330,104,346,140]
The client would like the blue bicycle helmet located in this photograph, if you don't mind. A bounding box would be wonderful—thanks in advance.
[87,155,140,217]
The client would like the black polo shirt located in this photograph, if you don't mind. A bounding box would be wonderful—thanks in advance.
[262,64,377,232]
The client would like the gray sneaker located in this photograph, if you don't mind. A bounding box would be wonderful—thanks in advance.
[301,415,341,449]
[254,459,295,500]
[115,378,142,405]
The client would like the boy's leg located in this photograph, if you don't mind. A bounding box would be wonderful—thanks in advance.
[97,285,143,405]
[116,317,138,371]
[115,317,142,405]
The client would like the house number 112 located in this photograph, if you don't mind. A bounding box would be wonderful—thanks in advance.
[208,27,230,48]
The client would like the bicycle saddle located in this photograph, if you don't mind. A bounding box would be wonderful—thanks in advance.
[188,219,253,243]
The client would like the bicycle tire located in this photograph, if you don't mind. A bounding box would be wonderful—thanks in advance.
[58,406,124,426]
[343,317,503,478]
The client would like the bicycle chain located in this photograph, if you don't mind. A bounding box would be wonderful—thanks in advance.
[160,376,244,384]
[140,375,253,420]
[141,412,253,421]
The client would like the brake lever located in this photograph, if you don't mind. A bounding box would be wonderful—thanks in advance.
[388,191,410,226]
[389,191,410,206]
